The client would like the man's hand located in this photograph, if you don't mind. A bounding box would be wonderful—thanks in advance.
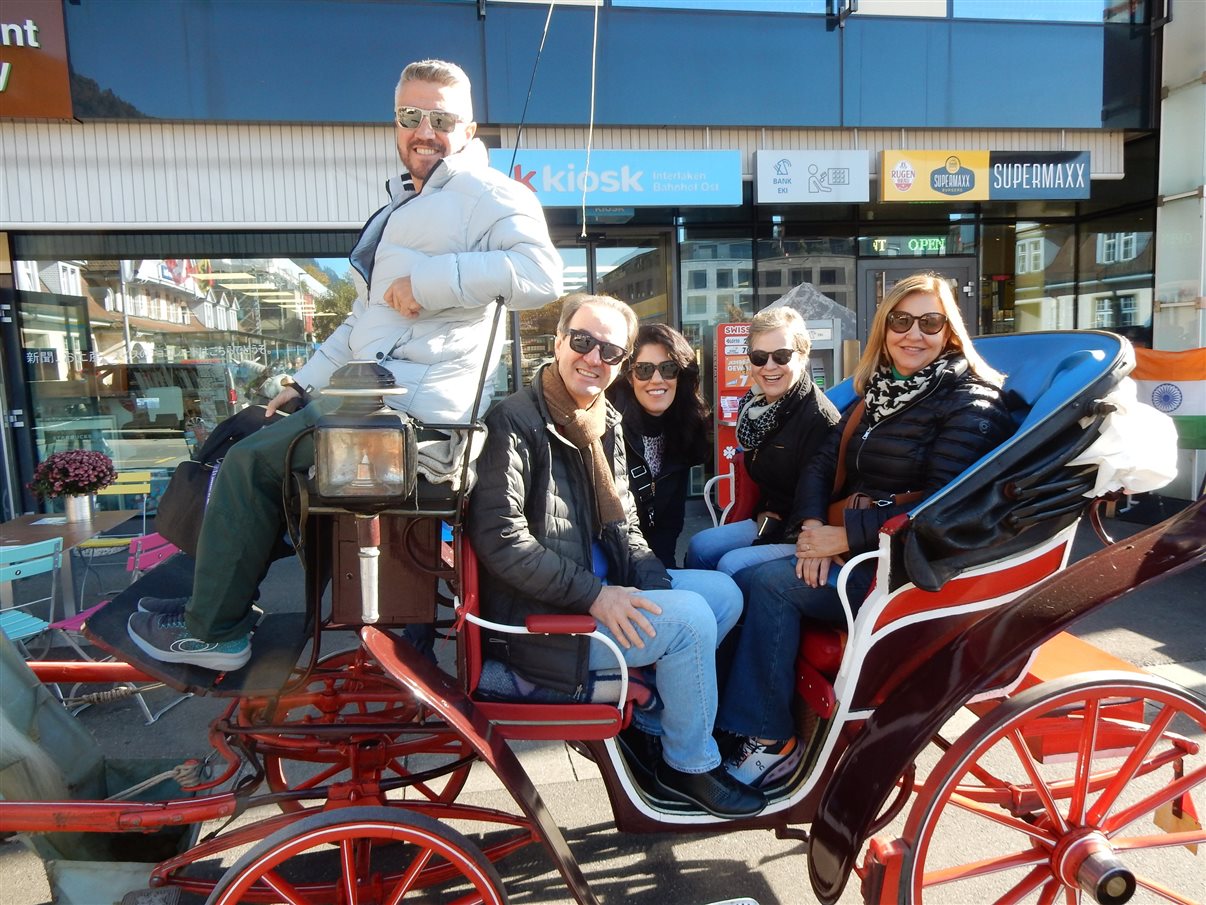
[383,276,422,318]
[266,385,300,416]
[589,585,662,650]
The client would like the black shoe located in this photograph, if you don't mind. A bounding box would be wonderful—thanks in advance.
[654,763,767,819]
[618,724,663,771]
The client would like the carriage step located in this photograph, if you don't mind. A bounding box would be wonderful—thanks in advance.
[120,888,181,905]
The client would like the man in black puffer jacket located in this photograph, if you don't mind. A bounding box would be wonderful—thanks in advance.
[467,293,765,819]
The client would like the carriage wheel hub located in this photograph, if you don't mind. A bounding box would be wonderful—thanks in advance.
[1052,829,1136,905]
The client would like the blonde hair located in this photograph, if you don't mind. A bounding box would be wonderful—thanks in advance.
[750,306,812,358]
[396,60,474,119]
[853,272,1004,393]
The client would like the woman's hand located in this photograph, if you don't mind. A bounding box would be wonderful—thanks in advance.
[383,276,422,318]
[794,521,849,587]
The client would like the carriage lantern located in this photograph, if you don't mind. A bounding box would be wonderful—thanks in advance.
[314,361,417,511]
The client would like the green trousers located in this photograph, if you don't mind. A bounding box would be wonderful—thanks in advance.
[184,400,334,641]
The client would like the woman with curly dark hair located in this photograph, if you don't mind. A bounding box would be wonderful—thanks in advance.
[608,323,711,568]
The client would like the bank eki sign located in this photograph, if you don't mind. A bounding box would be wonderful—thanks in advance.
[490,149,742,207]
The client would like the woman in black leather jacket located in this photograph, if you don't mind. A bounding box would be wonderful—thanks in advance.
[716,272,1016,791]
[685,306,840,575]
[608,324,711,569]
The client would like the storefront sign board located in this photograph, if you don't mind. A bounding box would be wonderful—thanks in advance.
[880,150,991,202]
[0,0,71,119]
[754,150,870,203]
[490,149,742,207]
[988,151,1091,199]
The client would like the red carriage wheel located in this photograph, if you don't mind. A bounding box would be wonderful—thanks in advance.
[900,673,1206,904]
[206,805,508,905]
[242,648,474,812]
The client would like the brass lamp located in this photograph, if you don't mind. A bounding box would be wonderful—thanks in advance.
[314,361,416,511]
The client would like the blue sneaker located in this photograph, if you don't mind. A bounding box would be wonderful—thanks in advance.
[127,611,251,672]
[137,596,189,616]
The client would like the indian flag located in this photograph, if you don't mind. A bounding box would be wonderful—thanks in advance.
[1133,348,1206,449]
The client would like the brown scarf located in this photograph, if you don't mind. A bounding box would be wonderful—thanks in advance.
[540,366,626,531]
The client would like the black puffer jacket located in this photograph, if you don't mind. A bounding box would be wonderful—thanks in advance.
[792,355,1016,555]
[466,367,671,694]
[612,393,710,569]
[742,376,841,521]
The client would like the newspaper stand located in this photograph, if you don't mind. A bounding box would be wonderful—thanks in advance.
[2,323,1204,905]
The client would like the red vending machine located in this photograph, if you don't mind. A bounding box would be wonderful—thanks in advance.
[712,323,753,512]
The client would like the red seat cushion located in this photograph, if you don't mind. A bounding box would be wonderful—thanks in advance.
[799,628,845,677]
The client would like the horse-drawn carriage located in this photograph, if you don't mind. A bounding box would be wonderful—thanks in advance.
[2,328,1203,904]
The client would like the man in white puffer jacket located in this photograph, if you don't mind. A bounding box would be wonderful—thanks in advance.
[129,59,562,671]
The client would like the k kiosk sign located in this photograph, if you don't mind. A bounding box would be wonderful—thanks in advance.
[490,149,742,207]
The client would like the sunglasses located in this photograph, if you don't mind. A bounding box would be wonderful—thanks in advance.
[566,328,628,365]
[394,105,463,133]
[748,348,795,367]
[886,311,949,335]
[631,360,681,381]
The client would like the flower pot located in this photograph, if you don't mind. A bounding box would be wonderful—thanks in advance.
[63,494,92,523]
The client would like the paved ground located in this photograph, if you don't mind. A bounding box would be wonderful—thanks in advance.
[2,500,1202,904]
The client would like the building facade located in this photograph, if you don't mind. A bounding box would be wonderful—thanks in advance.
[1,0,1201,517]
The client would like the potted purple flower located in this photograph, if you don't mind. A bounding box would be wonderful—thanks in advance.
[28,449,118,522]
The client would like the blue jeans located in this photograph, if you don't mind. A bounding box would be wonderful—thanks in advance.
[685,520,795,576]
[717,556,873,742]
[588,569,742,774]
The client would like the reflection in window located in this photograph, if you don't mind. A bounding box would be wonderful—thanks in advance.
[717,270,733,289]
[689,269,708,289]
[953,0,1108,22]
[1094,297,1115,328]
[1016,237,1044,274]
[1097,232,1138,264]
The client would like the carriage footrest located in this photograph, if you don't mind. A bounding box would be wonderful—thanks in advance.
[120,889,181,905]
[83,553,310,697]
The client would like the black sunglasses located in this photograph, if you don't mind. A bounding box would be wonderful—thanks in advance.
[748,348,795,367]
[566,328,628,365]
[394,105,463,133]
[886,311,949,335]
[631,360,681,381]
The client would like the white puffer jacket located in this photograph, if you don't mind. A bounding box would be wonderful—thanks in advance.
[293,139,561,424]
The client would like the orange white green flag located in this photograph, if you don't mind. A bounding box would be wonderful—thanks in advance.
[1133,348,1206,449]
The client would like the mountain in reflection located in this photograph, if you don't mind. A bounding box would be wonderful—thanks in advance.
[70,73,147,118]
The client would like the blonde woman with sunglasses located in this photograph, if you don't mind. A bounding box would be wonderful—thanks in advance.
[715,272,1015,790]
[686,306,840,577]
[607,324,711,568]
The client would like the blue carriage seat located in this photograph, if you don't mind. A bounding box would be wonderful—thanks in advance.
[824,330,1132,594]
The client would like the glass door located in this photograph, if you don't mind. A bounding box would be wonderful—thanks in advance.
[857,258,979,343]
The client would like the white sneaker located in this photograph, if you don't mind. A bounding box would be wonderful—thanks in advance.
[724,736,804,789]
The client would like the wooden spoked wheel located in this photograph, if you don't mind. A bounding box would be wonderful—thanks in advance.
[206,806,508,905]
[901,673,1206,904]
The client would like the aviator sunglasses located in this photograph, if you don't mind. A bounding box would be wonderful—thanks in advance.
[566,328,628,365]
[886,311,949,335]
[394,106,463,133]
[631,360,681,381]
[748,348,795,367]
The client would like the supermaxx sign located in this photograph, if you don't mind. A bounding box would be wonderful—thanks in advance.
[881,151,1091,201]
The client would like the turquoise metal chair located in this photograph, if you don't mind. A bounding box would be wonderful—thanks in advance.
[0,539,75,660]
